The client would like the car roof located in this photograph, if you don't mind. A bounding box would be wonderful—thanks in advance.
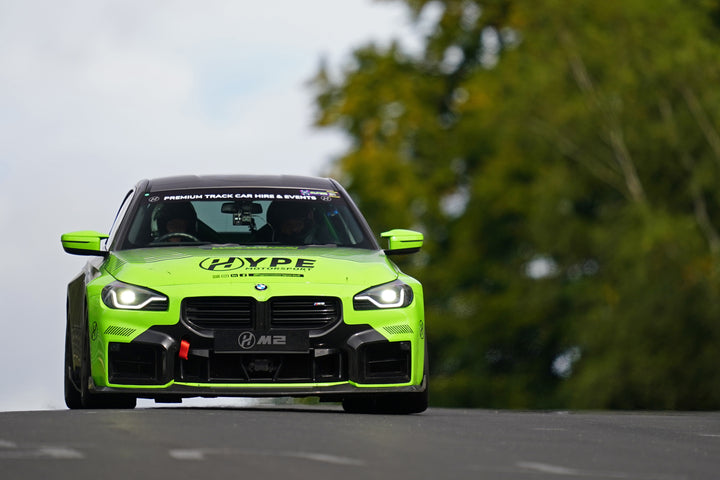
[143,175,338,192]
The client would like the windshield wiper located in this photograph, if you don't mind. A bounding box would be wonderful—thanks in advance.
[146,241,213,247]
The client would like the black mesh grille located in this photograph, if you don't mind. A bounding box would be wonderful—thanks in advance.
[359,341,411,384]
[183,297,254,330]
[270,297,340,329]
[109,342,163,384]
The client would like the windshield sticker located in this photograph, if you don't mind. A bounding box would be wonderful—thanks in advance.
[153,189,342,203]
[300,189,340,199]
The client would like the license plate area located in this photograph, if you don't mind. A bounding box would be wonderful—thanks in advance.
[214,330,309,353]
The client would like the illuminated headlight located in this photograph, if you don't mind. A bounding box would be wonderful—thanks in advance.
[102,281,168,311]
[353,280,413,310]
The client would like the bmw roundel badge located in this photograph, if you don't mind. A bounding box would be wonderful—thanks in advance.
[255,283,268,291]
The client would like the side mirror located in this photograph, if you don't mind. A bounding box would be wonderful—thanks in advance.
[381,229,423,255]
[61,231,109,257]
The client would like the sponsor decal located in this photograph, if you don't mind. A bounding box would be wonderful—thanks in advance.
[163,194,204,201]
[238,332,256,349]
[211,273,305,279]
[300,189,341,199]
[237,332,287,350]
[215,330,309,352]
[91,322,98,341]
[200,256,316,272]
[199,257,245,271]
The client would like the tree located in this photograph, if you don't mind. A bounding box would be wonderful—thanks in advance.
[312,0,720,409]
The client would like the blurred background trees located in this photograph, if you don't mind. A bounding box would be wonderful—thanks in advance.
[312,0,720,409]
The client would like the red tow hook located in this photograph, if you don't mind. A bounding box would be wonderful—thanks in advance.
[179,339,190,360]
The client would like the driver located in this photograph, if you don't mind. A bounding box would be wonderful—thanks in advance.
[155,202,199,242]
[264,201,316,245]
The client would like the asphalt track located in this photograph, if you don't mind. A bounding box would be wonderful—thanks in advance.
[1,406,718,479]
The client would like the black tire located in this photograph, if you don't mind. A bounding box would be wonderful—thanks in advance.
[343,343,429,414]
[389,388,428,414]
[342,387,428,414]
[341,395,372,414]
[343,362,429,414]
[64,321,82,409]
[80,316,136,410]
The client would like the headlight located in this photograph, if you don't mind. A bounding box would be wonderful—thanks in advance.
[101,281,168,311]
[353,280,414,310]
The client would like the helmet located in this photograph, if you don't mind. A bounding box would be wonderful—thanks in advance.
[266,201,314,244]
[155,202,198,236]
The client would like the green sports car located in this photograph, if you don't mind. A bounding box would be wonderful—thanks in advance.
[62,175,427,413]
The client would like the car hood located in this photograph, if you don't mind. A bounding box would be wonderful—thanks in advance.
[104,246,399,287]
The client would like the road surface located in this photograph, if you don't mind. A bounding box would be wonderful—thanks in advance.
[1,406,718,479]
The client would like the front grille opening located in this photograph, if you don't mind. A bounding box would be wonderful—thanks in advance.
[183,297,254,330]
[108,342,163,384]
[180,355,208,382]
[208,353,314,381]
[178,350,346,383]
[181,296,341,332]
[360,341,411,384]
[262,354,312,382]
[209,353,248,381]
[270,297,340,329]
[315,350,343,380]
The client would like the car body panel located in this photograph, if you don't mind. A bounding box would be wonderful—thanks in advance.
[104,247,400,287]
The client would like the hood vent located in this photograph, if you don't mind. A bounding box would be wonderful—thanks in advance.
[104,325,136,337]
[383,324,414,335]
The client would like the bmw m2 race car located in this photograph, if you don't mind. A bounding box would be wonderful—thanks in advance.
[62,175,427,413]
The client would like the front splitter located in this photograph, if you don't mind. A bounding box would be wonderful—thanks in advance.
[92,377,427,399]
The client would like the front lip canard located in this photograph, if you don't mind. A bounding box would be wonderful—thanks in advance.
[86,245,425,396]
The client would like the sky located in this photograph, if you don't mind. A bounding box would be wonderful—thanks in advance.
[0,0,424,411]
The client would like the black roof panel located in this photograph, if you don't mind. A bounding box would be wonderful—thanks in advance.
[144,175,337,192]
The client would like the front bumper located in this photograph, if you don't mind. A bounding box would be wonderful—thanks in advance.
[87,286,425,399]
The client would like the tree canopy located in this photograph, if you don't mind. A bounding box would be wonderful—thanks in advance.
[312,0,720,409]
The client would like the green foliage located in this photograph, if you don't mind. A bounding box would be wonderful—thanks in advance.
[312,0,720,409]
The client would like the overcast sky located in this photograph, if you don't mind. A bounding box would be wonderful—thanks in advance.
[0,0,424,411]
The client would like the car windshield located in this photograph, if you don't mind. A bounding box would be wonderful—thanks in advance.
[118,187,374,249]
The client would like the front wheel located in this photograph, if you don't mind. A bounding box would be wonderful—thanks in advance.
[342,388,428,414]
[64,321,82,409]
